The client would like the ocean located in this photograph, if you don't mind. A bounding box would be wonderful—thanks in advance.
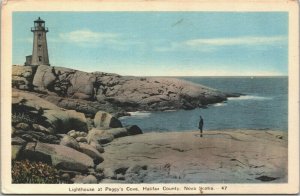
[120,77,288,132]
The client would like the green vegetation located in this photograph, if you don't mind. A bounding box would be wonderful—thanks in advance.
[12,112,36,125]
[12,160,62,183]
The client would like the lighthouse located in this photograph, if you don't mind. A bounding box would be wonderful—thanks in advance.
[25,17,50,66]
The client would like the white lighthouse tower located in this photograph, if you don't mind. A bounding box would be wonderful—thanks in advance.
[26,17,50,66]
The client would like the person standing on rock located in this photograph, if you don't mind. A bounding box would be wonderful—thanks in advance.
[199,115,204,137]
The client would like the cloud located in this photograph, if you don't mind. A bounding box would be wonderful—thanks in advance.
[185,36,287,47]
[59,29,119,43]
[155,35,287,52]
[56,29,144,50]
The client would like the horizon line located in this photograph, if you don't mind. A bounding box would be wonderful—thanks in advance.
[12,64,288,77]
[121,75,288,77]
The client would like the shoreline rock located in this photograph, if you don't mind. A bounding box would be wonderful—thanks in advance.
[11,64,253,184]
[20,142,94,172]
[12,65,241,115]
[100,129,287,183]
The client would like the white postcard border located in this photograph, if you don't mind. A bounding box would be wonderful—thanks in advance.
[1,0,299,194]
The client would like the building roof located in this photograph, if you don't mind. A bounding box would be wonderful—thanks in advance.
[34,17,45,23]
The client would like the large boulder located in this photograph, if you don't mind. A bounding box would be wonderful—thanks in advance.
[87,128,114,145]
[12,91,62,133]
[76,137,87,143]
[32,65,96,99]
[89,141,104,153]
[32,65,56,91]
[94,111,122,129]
[60,135,80,150]
[126,125,143,135]
[79,143,104,164]
[42,109,88,133]
[12,91,60,115]
[32,124,53,134]
[15,123,30,131]
[13,129,60,144]
[12,65,34,90]
[21,142,94,172]
[12,90,88,134]
[11,137,26,145]
[94,76,229,111]
[69,71,96,99]
[106,128,128,138]
[84,127,138,146]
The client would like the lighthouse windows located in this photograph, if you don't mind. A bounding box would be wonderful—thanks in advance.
[38,44,42,50]
[38,33,42,40]
[38,56,42,62]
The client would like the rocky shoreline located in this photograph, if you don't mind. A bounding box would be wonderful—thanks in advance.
[12,65,240,116]
[13,64,284,184]
[11,90,287,183]
[12,90,143,183]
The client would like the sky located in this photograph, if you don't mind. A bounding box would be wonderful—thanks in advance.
[13,12,288,76]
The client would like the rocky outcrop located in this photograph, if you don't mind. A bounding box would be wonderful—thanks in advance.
[43,109,88,133]
[11,83,143,184]
[100,130,288,183]
[86,126,143,145]
[87,129,115,145]
[60,135,80,151]
[12,90,60,112]
[105,128,128,138]
[126,125,143,135]
[11,64,246,185]
[94,111,122,129]
[12,90,88,134]
[21,142,94,172]
[79,143,104,164]
[12,65,36,90]
[32,65,96,99]
[12,65,239,115]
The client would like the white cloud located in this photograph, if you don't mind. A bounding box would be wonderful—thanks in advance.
[56,29,144,50]
[185,36,287,47]
[59,29,119,43]
[155,35,287,52]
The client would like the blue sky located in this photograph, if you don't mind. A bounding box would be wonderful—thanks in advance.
[13,12,288,76]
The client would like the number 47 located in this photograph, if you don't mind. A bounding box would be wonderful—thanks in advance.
[221,186,227,190]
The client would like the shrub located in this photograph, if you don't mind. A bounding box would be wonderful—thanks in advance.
[12,113,37,125]
[12,160,62,183]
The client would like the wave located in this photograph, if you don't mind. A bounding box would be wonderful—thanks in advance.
[228,95,272,101]
[119,111,151,120]
[213,102,226,107]
[128,111,152,118]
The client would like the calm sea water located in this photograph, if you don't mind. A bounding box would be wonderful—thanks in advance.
[120,77,288,132]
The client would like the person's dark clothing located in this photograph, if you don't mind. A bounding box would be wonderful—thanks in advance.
[199,117,204,137]
[199,118,203,131]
